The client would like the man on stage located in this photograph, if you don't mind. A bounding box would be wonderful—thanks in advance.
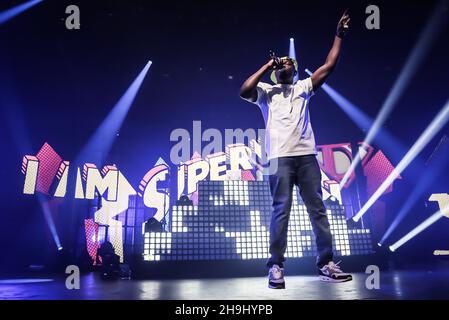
[239,11,352,288]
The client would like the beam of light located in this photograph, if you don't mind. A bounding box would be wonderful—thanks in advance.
[433,250,449,255]
[0,279,54,284]
[305,68,407,164]
[77,60,152,165]
[338,1,448,188]
[379,136,449,244]
[306,68,371,130]
[0,0,43,25]
[37,194,62,251]
[353,100,449,222]
[389,208,447,252]
[1,67,63,252]
[289,38,299,83]
[0,88,32,157]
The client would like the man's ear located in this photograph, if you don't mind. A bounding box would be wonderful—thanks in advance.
[294,70,298,76]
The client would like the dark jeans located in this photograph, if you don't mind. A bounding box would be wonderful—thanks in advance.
[267,155,333,269]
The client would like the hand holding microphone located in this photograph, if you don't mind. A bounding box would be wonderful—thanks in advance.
[269,50,283,69]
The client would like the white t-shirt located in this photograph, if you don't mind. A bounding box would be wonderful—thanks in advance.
[252,77,316,160]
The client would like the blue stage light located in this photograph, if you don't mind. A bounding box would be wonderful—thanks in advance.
[37,194,62,251]
[305,68,407,163]
[77,60,152,165]
[289,38,299,83]
[353,100,449,222]
[389,209,446,252]
[339,1,448,188]
[379,138,449,245]
[0,0,43,25]
[307,68,373,131]
[0,279,54,284]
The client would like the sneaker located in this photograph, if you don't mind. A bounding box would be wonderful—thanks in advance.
[268,264,285,289]
[319,261,352,283]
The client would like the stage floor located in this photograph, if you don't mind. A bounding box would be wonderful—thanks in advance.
[1,268,449,300]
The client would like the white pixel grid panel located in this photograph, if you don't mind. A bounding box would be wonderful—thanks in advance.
[143,180,372,261]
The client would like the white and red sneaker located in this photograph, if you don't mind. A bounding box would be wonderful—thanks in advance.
[268,264,285,289]
[319,261,352,283]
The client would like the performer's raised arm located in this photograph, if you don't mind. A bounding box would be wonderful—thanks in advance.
[311,10,350,91]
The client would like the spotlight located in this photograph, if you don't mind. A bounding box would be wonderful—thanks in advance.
[434,250,449,256]
[377,243,382,247]
[289,38,299,83]
[76,60,152,165]
[389,246,395,252]
[353,99,449,222]
[38,194,62,251]
[379,135,449,245]
[305,68,406,166]
[388,210,445,252]
[305,68,371,131]
[58,246,63,251]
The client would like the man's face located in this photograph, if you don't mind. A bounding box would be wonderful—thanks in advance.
[276,58,296,84]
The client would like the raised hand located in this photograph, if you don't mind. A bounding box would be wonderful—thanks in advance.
[336,9,351,38]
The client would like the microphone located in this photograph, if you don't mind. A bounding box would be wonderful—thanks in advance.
[269,50,282,69]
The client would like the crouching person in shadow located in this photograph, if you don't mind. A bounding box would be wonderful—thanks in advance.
[96,241,120,280]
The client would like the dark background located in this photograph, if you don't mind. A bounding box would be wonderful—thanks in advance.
[0,0,448,274]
